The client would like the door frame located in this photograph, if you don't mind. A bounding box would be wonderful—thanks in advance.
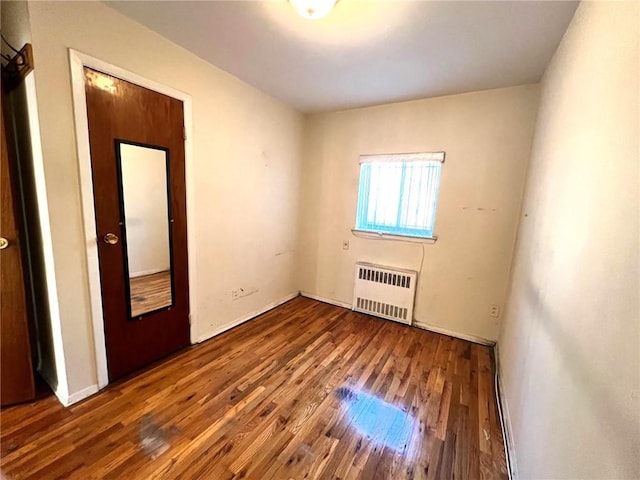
[69,50,196,389]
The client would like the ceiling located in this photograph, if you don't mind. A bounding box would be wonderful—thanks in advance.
[106,1,578,113]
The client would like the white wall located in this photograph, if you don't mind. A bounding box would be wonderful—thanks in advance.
[498,2,639,478]
[299,85,540,342]
[119,144,170,277]
[25,0,303,399]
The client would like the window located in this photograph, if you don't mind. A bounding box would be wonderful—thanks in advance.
[355,152,444,239]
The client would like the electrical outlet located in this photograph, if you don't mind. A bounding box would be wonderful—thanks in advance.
[489,305,500,318]
[243,287,258,298]
[232,287,257,301]
[342,240,349,250]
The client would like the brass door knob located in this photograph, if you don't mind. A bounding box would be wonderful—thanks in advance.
[0,237,8,250]
[103,233,119,245]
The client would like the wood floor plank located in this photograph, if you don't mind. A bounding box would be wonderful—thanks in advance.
[0,296,507,479]
[129,270,172,317]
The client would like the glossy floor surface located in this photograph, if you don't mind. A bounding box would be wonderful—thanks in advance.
[0,297,507,479]
[129,270,172,317]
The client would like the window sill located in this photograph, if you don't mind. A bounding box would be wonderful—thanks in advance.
[351,229,438,244]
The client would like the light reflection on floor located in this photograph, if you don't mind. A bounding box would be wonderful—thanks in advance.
[138,413,170,459]
[336,387,414,452]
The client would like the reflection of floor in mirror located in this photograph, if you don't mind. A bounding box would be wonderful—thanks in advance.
[130,271,172,317]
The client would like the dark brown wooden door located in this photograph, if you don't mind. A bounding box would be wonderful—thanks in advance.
[84,68,189,381]
[1,80,35,406]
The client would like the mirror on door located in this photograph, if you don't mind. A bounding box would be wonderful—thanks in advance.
[117,141,174,319]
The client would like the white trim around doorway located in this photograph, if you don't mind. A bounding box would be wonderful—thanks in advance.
[68,49,196,393]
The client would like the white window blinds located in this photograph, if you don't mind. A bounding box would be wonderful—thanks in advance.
[355,152,444,238]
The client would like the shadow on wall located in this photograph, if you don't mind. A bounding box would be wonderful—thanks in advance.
[522,278,638,470]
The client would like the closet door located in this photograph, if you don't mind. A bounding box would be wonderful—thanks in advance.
[84,68,190,381]
[1,79,35,406]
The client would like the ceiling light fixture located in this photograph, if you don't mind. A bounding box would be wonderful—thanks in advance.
[289,0,338,20]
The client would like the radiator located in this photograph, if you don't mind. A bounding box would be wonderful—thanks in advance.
[352,262,417,325]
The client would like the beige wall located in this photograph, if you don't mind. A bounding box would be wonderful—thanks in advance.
[26,1,303,398]
[0,1,31,56]
[299,85,539,341]
[498,2,639,478]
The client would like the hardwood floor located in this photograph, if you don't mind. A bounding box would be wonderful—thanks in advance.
[0,297,507,479]
[129,270,172,317]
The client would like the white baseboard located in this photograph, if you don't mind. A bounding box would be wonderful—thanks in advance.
[40,361,103,408]
[299,292,352,310]
[64,384,99,406]
[59,384,99,407]
[299,292,496,347]
[412,320,496,346]
[493,344,518,479]
[38,366,69,406]
[195,292,299,344]
[39,365,96,407]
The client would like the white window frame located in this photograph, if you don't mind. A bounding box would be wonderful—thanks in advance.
[352,151,445,243]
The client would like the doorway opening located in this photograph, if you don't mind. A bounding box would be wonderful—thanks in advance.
[69,50,196,389]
